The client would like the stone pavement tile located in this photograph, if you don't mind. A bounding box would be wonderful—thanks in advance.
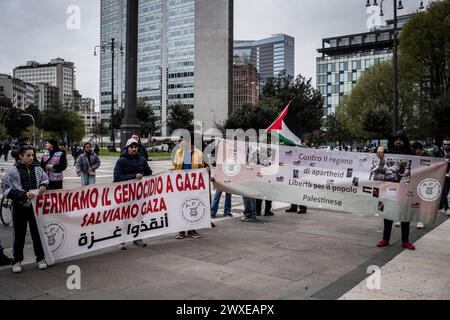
[110,281,204,300]
[137,253,239,283]
[74,267,151,294]
[186,295,208,300]
[30,293,62,300]
[215,272,291,294]
[67,289,114,300]
[257,273,341,300]
[199,283,261,300]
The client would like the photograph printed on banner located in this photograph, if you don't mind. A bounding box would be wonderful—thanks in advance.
[369,157,412,183]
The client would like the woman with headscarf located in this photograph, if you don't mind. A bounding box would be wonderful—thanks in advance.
[40,139,67,190]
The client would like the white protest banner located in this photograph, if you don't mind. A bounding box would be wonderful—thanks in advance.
[214,139,447,224]
[32,169,211,265]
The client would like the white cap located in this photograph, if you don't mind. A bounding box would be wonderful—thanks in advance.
[126,138,139,147]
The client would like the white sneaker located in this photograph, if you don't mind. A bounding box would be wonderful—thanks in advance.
[12,262,22,273]
[417,222,424,229]
[118,243,127,250]
[133,239,147,247]
[37,260,48,270]
[446,209,450,217]
[395,222,401,227]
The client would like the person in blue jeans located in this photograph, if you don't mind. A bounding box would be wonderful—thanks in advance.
[211,191,232,218]
[241,197,256,221]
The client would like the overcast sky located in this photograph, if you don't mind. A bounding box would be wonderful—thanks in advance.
[0,0,430,111]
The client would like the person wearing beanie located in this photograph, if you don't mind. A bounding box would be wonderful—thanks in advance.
[76,142,101,186]
[114,138,152,250]
[40,139,67,190]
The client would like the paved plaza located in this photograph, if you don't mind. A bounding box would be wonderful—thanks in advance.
[0,156,449,300]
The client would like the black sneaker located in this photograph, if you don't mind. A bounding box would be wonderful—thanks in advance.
[264,211,274,216]
[224,213,233,217]
[0,253,12,266]
[241,216,256,222]
[298,206,307,214]
[256,212,261,216]
[286,205,298,213]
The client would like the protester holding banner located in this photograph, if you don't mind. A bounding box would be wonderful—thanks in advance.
[2,145,49,273]
[114,138,152,249]
[436,138,450,216]
[40,139,67,190]
[76,142,101,186]
[376,130,416,250]
[0,240,12,266]
[171,133,204,239]
[121,133,149,162]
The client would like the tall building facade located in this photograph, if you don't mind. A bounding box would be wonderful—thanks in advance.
[13,58,76,109]
[316,14,412,117]
[0,74,27,109]
[78,98,100,139]
[36,83,60,111]
[233,56,259,112]
[100,0,233,135]
[234,34,295,91]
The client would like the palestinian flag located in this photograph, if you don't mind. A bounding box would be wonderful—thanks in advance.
[265,101,307,147]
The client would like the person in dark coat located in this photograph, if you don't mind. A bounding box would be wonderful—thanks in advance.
[113,139,152,250]
[376,130,415,250]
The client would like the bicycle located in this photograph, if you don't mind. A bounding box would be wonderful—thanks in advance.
[0,168,13,227]
[0,195,12,227]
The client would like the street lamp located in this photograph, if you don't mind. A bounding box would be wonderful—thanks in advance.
[20,113,36,147]
[94,38,124,152]
[366,0,425,135]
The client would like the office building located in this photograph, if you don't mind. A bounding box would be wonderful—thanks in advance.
[316,14,413,117]
[14,58,76,108]
[100,0,233,135]
[233,55,259,112]
[36,83,60,111]
[0,74,27,109]
[234,34,295,91]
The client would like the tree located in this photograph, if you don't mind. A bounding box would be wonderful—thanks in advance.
[324,113,352,147]
[226,72,323,138]
[339,57,420,140]
[400,0,450,99]
[25,105,42,128]
[3,108,33,138]
[167,102,194,134]
[40,105,85,142]
[112,99,156,137]
[361,108,392,146]
[224,102,279,130]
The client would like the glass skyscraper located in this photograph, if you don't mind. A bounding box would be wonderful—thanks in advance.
[316,14,412,117]
[234,34,295,92]
[100,0,232,135]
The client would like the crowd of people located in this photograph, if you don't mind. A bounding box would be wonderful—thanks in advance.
[0,131,449,273]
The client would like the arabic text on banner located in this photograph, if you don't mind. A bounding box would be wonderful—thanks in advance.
[32,169,211,265]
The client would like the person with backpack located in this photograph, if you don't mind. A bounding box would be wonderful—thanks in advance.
[40,139,67,190]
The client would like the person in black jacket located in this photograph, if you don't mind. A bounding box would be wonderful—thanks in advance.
[120,133,149,162]
[2,145,49,273]
[376,130,416,251]
[436,138,450,216]
[113,139,152,250]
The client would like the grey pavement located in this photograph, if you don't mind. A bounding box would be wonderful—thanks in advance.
[0,155,449,300]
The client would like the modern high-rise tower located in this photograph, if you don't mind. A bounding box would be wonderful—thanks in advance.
[100,0,233,135]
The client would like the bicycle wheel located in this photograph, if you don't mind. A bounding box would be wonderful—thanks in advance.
[0,196,13,227]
